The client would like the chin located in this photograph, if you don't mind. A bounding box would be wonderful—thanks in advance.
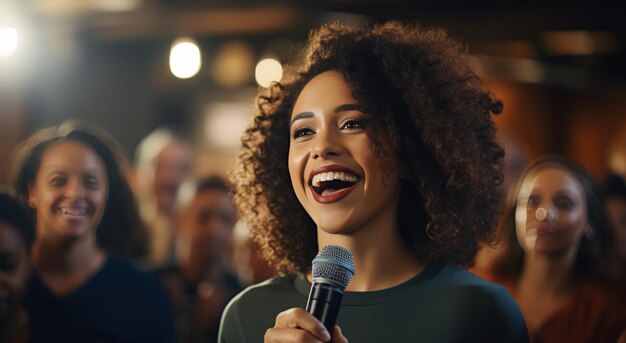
[315,219,357,236]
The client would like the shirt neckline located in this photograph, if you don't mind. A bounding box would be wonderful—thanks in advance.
[294,262,444,305]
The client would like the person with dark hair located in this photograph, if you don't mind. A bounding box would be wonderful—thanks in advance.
[220,21,528,342]
[490,156,625,343]
[12,120,176,342]
[166,176,242,343]
[0,189,34,343]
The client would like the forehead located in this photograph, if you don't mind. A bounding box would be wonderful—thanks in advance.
[189,188,232,207]
[156,140,192,161]
[522,166,585,195]
[40,140,105,169]
[291,70,357,117]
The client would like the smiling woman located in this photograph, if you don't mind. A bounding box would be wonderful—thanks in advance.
[11,121,176,342]
[222,21,529,343]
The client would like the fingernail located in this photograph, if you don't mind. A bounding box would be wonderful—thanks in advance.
[321,329,331,341]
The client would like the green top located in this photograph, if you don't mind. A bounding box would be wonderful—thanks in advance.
[219,263,529,343]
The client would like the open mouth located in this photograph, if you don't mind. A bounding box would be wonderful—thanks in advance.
[309,170,360,201]
[57,207,90,216]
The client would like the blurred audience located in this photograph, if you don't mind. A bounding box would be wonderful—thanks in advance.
[133,127,193,269]
[231,221,274,287]
[12,121,175,342]
[472,133,529,278]
[607,125,626,182]
[163,176,241,343]
[0,189,34,343]
[489,156,625,343]
[600,173,626,281]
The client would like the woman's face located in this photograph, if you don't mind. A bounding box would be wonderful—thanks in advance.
[0,222,30,323]
[288,70,400,235]
[514,166,588,256]
[28,141,109,243]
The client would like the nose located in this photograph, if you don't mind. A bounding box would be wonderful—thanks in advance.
[535,207,557,222]
[65,178,85,199]
[312,130,343,160]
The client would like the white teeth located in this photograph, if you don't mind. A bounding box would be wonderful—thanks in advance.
[311,171,360,187]
[59,207,88,216]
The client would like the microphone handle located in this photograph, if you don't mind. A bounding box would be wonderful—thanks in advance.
[306,282,344,335]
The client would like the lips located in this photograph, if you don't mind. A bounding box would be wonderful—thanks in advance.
[529,225,557,237]
[308,165,361,204]
[57,206,90,217]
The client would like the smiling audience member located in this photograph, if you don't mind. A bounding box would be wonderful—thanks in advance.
[12,121,175,342]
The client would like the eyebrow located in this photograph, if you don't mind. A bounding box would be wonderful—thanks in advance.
[290,112,314,126]
[290,104,361,126]
[44,167,103,177]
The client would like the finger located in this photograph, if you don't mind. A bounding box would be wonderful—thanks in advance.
[264,327,327,343]
[332,325,349,343]
[274,308,330,341]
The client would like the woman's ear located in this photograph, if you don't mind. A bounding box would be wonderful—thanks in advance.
[28,183,36,209]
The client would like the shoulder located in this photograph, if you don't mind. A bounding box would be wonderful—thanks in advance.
[434,264,512,295]
[577,281,626,319]
[220,276,305,343]
[430,265,529,342]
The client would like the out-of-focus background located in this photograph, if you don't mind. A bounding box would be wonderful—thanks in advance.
[1,0,626,182]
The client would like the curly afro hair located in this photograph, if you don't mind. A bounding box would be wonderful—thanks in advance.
[233,21,504,275]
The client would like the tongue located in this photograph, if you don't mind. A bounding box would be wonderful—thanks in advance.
[321,188,340,196]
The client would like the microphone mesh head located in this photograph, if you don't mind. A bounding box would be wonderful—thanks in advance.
[312,245,355,290]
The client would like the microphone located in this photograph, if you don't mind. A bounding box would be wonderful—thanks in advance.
[306,245,355,336]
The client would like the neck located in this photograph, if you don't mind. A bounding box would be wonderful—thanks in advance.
[517,251,577,296]
[182,256,225,285]
[316,192,424,292]
[32,235,104,275]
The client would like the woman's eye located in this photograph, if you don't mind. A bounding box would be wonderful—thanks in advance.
[341,119,364,130]
[293,127,315,139]
[555,197,575,210]
[526,195,539,208]
[85,178,100,188]
[50,177,66,186]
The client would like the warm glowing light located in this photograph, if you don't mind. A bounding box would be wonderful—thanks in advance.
[0,27,18,57]
[169,38,201,79]
[255,58,282,88]
[542,31,617,55]
[211,41,255,88]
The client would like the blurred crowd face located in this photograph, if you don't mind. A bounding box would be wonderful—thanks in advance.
[28,141,109,243]
[605,197,626,256]
[179,188,235,265]
[0,221,30,325]
[150,141,192,216]
[515,166,588,258]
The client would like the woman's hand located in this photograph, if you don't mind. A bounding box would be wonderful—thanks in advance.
[264,308,348,343]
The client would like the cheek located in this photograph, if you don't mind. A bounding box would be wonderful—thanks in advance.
[288,149,307,187]
[561,209,587,233]
[514,205,529,246]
